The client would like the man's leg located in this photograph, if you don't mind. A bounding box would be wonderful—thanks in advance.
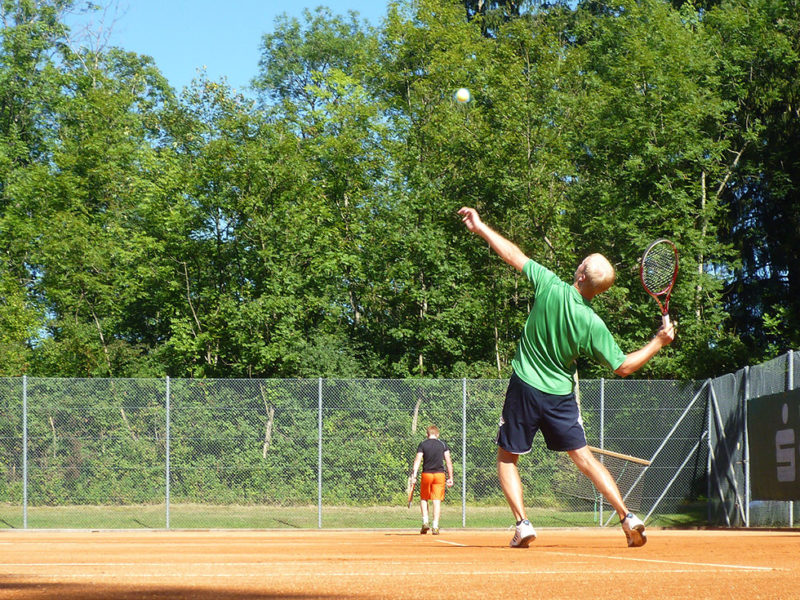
[432,499,441,531]
[497,447,526,521]
[498,447,536,547]
[567,446,646,546]
[567,446,627,517]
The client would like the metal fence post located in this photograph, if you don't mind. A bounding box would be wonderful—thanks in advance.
[22,375,27,530]
[599,377,604,526]
[165,376,170,530]
[743,366,750,527]
[318,377,323,529]
[789,351,795,527]
[707,378,713,525]
[462,378,467,528]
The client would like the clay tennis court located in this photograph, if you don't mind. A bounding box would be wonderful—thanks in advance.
[1,528,798,599]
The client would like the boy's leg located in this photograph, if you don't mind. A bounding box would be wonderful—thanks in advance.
[419,499,430,533]
[432,499,441,533]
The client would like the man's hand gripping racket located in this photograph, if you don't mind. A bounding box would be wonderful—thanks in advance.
[640,239,678,331]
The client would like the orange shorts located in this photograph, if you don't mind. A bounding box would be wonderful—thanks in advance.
[420,472,446,501]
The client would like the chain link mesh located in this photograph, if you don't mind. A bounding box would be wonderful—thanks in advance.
[23,379,166,528]
[168,379,320,528]
[0,378,22,527]
[0,353,795,530]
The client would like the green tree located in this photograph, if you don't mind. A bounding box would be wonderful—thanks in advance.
[2,0,796,381]
[251,7,388,377]
[704,0,800,359]
[15,42,177,376]
[0,0,73,374]
[561,0,740,378]
[376,0,507,377]
[155,76,327,377]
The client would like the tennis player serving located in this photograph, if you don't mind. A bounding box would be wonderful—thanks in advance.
[458,207,675,548]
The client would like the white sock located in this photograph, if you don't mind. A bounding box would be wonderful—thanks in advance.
[432,520,438,528]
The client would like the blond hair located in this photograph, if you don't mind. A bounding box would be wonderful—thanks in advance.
[426,425,440,437]
[583,253,616,296]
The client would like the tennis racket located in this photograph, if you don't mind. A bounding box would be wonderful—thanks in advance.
[640,239,678,328]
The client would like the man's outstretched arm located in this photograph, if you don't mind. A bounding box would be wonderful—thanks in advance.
[458,207,529,272]
[614,324,676,377]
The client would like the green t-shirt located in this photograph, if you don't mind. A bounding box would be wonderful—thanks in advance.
[511,259,626,395]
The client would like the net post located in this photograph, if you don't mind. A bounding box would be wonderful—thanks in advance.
[22,375,27,530]
[462,378,467,528]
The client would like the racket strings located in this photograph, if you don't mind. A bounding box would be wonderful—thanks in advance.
[642,243,676,294]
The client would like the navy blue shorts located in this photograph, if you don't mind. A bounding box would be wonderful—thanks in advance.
[496,372,587,453]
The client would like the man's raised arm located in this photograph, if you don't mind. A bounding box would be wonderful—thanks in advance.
[458,207,529,272]
[614,324,675,377]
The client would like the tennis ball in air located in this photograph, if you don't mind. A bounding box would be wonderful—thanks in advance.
[455,87,471,104]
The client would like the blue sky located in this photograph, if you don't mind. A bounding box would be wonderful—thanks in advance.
[65,1,390,94]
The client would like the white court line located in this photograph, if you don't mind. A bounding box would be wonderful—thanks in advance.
[1,569,772,579]
[1,553,778,573]
[435,539,467,547]
[1,559,776,575]
[0,562,471,568]
[1,569,776,581]
[547,551,777,572]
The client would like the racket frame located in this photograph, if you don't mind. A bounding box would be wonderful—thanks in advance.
[639,238,678,327]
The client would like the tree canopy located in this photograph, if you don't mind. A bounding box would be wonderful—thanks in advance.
[1,0,797,380]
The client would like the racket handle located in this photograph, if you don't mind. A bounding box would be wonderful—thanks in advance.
[662,313,671,329]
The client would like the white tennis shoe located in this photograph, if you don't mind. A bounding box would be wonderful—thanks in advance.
[509,519,537,548]
[621,513,647,547]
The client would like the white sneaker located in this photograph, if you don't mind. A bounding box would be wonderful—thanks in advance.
[509,519,537,548]
[621,513,647,547]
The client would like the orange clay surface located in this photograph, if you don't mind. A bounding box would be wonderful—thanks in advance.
[1,528,798,599]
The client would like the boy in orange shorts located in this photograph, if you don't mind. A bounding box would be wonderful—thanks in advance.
[411,425,454,534]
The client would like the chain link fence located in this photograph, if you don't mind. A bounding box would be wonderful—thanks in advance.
[3,350,796,530]
[709,350,800,527]
[1,373,716,530]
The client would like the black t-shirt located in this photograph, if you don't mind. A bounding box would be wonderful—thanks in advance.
[417,438,449,473]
